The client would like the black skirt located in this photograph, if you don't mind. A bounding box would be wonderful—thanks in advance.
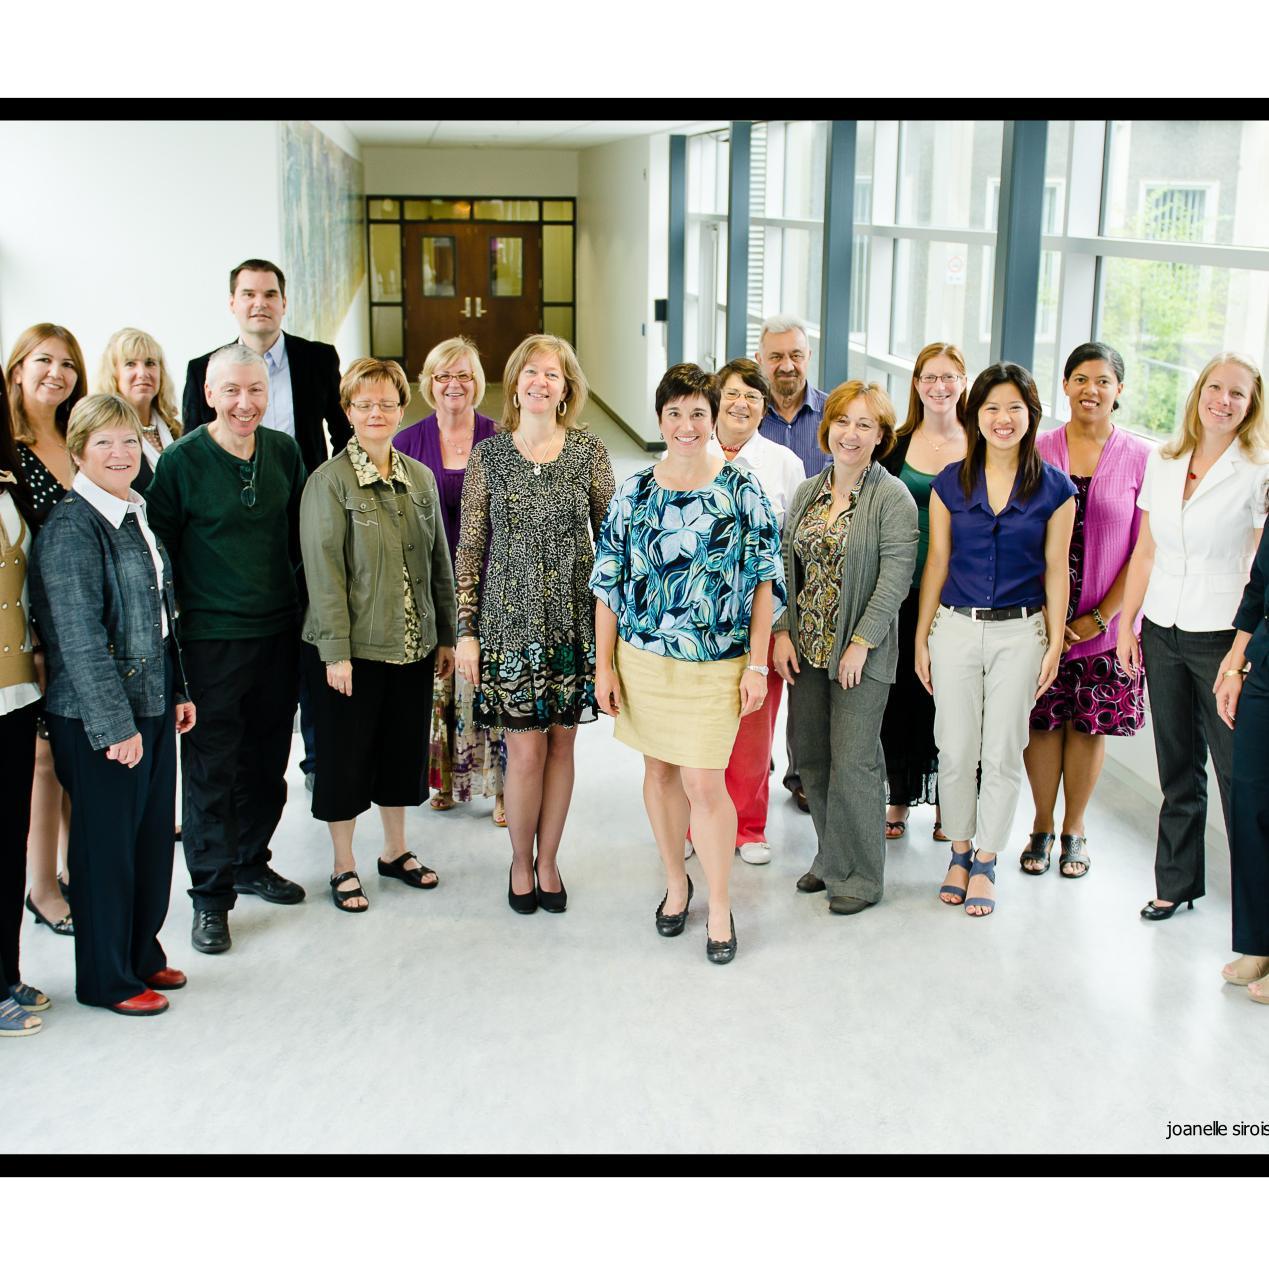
[879,588,939,806]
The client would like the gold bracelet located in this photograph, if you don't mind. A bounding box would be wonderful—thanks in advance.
[1221,668,1249,679]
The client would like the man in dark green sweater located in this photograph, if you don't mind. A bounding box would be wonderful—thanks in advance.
[147,345,308,954]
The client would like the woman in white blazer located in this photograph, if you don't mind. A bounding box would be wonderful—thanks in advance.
[1118,353,1268,920]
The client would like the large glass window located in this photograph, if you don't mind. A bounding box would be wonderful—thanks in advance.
[684,129,730,370]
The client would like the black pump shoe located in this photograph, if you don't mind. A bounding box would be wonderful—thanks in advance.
[535,867,567,914]
[706,913,737,964]
[655,876,694,937]
[508,865,538,915]
[1140,898,1195,921]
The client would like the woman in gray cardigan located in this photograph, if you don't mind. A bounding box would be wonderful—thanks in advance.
[772,381,918,913]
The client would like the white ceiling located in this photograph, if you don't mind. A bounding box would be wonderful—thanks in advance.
[343,120,722,148]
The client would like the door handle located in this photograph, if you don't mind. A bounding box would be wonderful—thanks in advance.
[462,296,472,317]
[475,296,485,318]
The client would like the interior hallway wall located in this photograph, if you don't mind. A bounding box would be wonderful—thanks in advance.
[576,134,670,444]
[362,147,579,197]
[0,120,367,402]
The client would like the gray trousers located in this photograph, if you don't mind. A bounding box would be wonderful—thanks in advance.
[790,667,890,901]
[929,607,1047,857]
[1140,618,1235,902]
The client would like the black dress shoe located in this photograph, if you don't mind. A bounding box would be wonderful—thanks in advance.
[829,895,876,915]
[655,876,694,937]
[508,865,538,915]
[1140,898,1195,921]
[793,787,810,814]
[535,868,567,914]
[795,872,825,894]
[234,867,305,905]
[26,893,74,936]
[191,910,231,954]
[706,914,737,964]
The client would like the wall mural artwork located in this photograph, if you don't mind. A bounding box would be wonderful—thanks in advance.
[280,121,365,344]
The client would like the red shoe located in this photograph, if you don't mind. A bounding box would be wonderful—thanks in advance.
[106,989,169,1016]
[145,967,187,990]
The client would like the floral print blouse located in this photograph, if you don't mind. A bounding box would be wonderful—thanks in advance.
[793,466,868,669]
[590,463,786,662]
[347,436,424,664]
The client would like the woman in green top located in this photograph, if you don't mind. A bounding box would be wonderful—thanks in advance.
[879,342,968,841]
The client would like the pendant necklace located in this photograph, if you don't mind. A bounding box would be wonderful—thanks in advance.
[520,430,553,475]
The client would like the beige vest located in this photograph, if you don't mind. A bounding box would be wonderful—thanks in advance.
[0,512,37,690]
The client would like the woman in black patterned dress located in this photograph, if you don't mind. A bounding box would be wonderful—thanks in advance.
[454,336,614,915]
[5,324,87,937]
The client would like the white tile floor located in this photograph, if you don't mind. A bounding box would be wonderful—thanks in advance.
[6,408,1264,1155]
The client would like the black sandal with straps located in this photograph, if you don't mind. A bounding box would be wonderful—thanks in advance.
[1019,831,1055,875]
[330,870,369,913]
[1058,834,1091,878]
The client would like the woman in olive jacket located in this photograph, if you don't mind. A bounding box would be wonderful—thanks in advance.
[300,358,457,913]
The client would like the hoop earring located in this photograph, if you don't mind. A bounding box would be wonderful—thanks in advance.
[512,392,520,410]
[557,399,568,416]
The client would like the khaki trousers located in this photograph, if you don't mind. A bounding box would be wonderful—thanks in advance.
[928,606,1047,857]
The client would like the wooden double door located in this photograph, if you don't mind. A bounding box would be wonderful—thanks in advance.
[403,223,542,382]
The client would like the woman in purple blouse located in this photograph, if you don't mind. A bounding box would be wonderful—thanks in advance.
[394,337,506,825]
[1021,343,1153,880]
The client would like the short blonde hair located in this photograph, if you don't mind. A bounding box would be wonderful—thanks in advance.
[339,357,411,413]
[819,380,897,458]
[1162,352,1267,460]
[5,323,88,443]
[418,336,486,412]
[97,327,183,439]
[66,394,143,462]
[501,335,588,433]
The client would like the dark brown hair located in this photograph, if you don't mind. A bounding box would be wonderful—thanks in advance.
[229,258,286,298]
[655,363,720,421]
[959,362,1044,501]
[714,357,772,416]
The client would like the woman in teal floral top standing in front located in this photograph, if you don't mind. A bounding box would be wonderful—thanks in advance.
[591,364,785,964]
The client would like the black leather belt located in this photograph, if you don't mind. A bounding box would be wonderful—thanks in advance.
[945,604,1044,621]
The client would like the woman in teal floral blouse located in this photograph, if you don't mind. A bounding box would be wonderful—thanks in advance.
[591,364,785,964]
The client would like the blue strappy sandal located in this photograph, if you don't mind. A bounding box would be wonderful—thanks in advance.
[0,995,41,1037]
[966,852,997,917]
[939,846,973,905]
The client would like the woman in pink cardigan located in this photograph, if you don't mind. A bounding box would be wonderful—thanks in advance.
[1020,343,1154,878]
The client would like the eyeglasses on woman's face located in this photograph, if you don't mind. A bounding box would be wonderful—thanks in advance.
[432,372,474,385]
[917,373,963,386]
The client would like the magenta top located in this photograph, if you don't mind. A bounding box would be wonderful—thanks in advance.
[393,411,497,565]
[1036,424,1155,659]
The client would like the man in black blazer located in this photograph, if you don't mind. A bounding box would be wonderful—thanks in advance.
[181,258,351,476]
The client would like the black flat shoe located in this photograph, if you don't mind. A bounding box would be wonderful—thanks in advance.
[795,872,825,894]
[1141,898,1194,921]
[508,865,538,915]
[535,867,567,914]
[706,913,737,964]
[378,851,438,889]
[25,893,74,937]
[828,895,875,915]
[655,876,693,937]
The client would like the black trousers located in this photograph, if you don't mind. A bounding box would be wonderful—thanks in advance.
[1231,662,1269,954]
[0,699,39,989]
[181,632,298,912]
[1141,618,1235,902]
[303,642,434,822]
[46,672,176,1006]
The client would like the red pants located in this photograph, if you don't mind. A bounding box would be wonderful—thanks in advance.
[724,636,784,847]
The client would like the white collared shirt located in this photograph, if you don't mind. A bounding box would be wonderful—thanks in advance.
[140,416,177,471]
[72,471,168,637]
[246,332,295,440]
[706,429,807,529]
[1138,443,1269,630]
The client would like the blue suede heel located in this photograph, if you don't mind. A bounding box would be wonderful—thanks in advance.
[939,846,973,905]
[966,852,997,917]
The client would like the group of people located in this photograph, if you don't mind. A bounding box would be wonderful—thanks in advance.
[2,274,1267,1036]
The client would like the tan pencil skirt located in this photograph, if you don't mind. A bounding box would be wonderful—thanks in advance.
[612,639,746,769]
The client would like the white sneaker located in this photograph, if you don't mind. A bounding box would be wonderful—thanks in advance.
[684,839,694,859]
[738,842,772,865]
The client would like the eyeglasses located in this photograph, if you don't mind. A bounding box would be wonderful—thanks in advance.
[349,400,404,414]
[722,388,765,406]
[238,460,257,509]
[432,372,474,385]
[918,373,963,386]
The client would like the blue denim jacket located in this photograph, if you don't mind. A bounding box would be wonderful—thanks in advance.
[29,491,188,750]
